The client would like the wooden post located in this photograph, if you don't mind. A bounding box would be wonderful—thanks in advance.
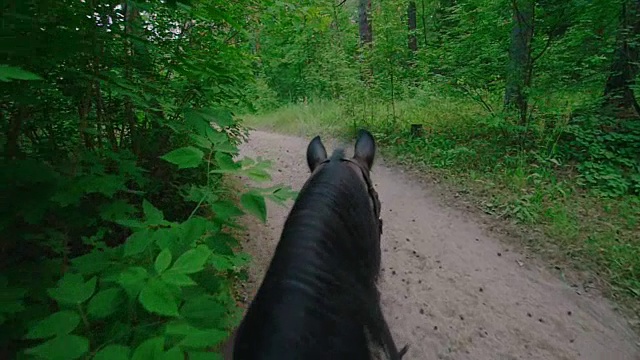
[410,124,424,138]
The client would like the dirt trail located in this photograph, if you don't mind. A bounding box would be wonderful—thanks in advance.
[237,130,639,360]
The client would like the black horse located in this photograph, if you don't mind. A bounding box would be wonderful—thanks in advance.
[231,130,407,359]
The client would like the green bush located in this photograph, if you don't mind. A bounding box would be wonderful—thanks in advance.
[562,113,640,197]
[0,1,297,358]
[0,107,296,359]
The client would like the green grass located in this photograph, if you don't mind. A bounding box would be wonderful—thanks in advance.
[242,92,640,320]
[241,100,350,139]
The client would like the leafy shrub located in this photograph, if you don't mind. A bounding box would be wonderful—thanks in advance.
[562,114,640,197]
[245,74,281,113]
[0,1,298,358]
[0,108,296,359]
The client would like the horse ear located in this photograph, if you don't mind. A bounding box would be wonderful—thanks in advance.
[353,129,376,170]
[306,135,327,172]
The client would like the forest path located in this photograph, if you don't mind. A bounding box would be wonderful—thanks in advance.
[236,130,639,360]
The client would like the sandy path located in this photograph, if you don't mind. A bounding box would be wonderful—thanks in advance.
[236,130,639,360]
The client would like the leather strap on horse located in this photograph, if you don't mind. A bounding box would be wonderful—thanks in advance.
[341,158,383,235]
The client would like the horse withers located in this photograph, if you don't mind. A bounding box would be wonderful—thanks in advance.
[231,130,408,359]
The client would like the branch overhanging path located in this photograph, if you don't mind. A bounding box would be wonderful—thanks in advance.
[237,130,639,360]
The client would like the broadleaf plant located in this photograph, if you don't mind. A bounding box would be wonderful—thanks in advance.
[1,0,298,358]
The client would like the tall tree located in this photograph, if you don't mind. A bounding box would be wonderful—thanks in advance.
[408,1,418,52]
[603,0,640,117]
[358,0,373,46]
[504,0,535,124]
[420,0,428,46]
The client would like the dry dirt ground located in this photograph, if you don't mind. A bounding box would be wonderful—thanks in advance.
[235,130,639,360]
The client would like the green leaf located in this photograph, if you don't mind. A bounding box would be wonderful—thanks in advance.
[0,65,43,82]
[87,288,123,318]
[25,311,81,339]
[179,327,228,349]
[161,271,197,286]
[241,192,267,223]
[228,252,251,268]
[124,229,152,257]
[183,185,219,204]
[152,227,182,251]
[185,109,211,136]
[165,321,228,349]
[187,351,223,360]
[203,108,234,127]
[211,200,244,220]
[161,347,184,360]
[165,320,193,335]
[71,250,111,275]
[143,199,164,224]
[131,336,164,360]
[213,152,238,171]
[155,249,172,274]
[118,267,148,285]
[180,295,225,322]
[213,141,239,154]
[93,345,130,360]
[170,245,211,274]
[179,216,209,245]
[47,273,97,305]
[205,129,228,146]
[115,218,147,229]
[138,278,179,317]
[186,107,234,128]
[24,335,89,360]
[270,186,299,203]
[161,147,204,169]
[209,254,236,271]
[246,167,272,182]
[189,134,213,149]
[117,267,149,298]
[239,157,256,167]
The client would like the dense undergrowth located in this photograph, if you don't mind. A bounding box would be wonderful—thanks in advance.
[1,1,297,359]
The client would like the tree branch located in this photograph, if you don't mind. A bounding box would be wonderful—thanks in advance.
[531,34,554,66]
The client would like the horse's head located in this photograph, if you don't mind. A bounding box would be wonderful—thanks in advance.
[307,129,376,173]
[305,129,383,234]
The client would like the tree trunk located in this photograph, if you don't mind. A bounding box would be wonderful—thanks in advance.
[5,107,25,159]
[603,0,640,118]
[78,93,93,150]
[408,1,418,52]
[410,124,424,138]
[358,0,373,81]
[358,0,373,46]
[504,0,535,125]
[421,0,428,47]
[123,1,139,154]
[254,13,262,56]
